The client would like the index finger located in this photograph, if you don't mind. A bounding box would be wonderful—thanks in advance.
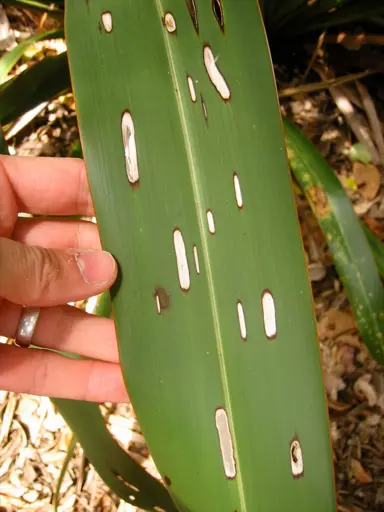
[0,155,95,216]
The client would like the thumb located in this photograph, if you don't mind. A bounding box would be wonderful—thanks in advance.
[0,237,117,306]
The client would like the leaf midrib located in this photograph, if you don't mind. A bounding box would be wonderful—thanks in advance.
[154,1,247,510]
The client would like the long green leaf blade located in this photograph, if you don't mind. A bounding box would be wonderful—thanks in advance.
[66,2,336,510]
[53,398,177,511]
[284,118,384,363]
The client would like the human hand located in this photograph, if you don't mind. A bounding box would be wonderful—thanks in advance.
[0,155,128,402]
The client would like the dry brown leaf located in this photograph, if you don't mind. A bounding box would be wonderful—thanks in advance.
[318,309,356,340]
[354,374,377,406]
[335,333,361,348]
[353,162,381,201]
[350,459,373,484]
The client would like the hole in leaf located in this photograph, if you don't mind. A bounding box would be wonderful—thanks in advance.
[215,408,237,479]
[203,45,231,100]
[233,173,243,208]
[212,0,224,30]
[185,0,198,33]
[164,12,176,33]
[173,229,190,291]
[193,245,200,274]
[237,302,246,340]
[121,111,139,185]
[154,287,170,313]
[262,290,277,339]
[290,439,304,478]
[187,75,197,102]
[101,11,113,32]
[206,210,215,234]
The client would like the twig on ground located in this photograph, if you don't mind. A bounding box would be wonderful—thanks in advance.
[279,69,375,98]
[356,80,384,166]
[324,33,384,49]
[301,31,326,83]
[315,66,380,165]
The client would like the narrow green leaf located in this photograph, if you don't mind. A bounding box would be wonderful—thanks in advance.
[362,223,384,279]
[52,399,177,511]
[284,117,384,363]
[0,51,70,125]
[53,434,77,512]
[0,28,64,83]
[67,2,336,511]
[51,294,175,512]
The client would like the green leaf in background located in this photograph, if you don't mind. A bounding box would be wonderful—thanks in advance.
[0,51,69,125]
[263,0,384,33]
[348,143,373,165]
[66,1,336,510]
[284,117,384,363]
[52,398,177,512]
[0,28,64,84]
[53,433,77,512]
[1,0,64,19]
[362,223,384,279]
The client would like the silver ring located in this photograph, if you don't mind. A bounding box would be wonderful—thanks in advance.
[15,307,41,348]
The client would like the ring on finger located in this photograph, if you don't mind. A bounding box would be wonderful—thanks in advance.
[15,307,41,348]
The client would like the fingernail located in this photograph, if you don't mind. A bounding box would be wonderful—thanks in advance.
[75,251,116,285]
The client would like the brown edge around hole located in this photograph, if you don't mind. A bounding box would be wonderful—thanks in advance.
[261,288,277,340]
[200,93,208,122]
[154,286,170,313]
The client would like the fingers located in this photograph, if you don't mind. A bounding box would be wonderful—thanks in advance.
[0,237,117,306]
[13,218,101,250]
[0,155,94,217]
[0,344,129,402]
[0,302,118,363]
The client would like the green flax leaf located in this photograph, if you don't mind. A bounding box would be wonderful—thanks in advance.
[0,51,70,125]
[66,2,336,511]
[284,117,384,363]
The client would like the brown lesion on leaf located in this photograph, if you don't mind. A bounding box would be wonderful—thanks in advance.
[212,0,224,32]
[111,470,140,492]
[307,185,331,218]
[154,287,170,312]
[163,475,172,486]
[185,0,199,33]
[200,93,208,122]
